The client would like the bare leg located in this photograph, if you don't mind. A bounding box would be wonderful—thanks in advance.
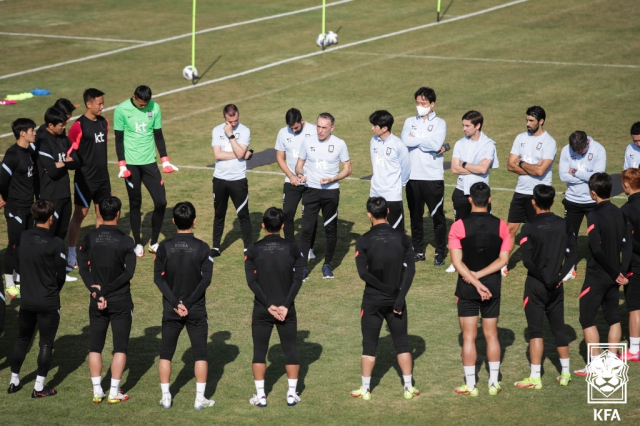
[68,205,89,248]
[252,363,266,381]
[159,359,172,383]
[459,316,478,366]
[194,360,207,382]
[89,352,102,377]
[528,338,544,365]
[110,353,127,380]
[361,355,375,377]
[507,222,521,259]
[397,353,413,376]
[482,318,501,362]
[285,364,299,379]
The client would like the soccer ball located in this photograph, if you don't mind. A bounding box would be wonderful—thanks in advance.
[182,65,198,80]
[316,33,326,47]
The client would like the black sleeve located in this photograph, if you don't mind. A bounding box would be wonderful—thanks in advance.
[354,236,396,295]
[587,215,619,280]
[245,246,269,308]
[284,244,304,309]
[38,140,65,181]
[394,235,416,311]
[0,151,16,200]
[558,222,578,283]
[622,218,633,274]
[77,234,99,296]
[53,239,67,291]
[153,128,168,158]
[115,130,125,162]
[102,238,137,298]
[184,244,213,310]
[519,224,547,284]
[153,244,179,308]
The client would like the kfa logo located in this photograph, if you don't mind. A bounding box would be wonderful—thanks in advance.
[386,147,392,156]
[588,153,594,161]
[427,125,433,132]
[586,344,628,404]
[147,111,153,118]
[328,145,334,153]
[315,159,328,170]
[135,122,147,133]
[594,409,621,421]
[95,132,105,143]
[536,142,542,150]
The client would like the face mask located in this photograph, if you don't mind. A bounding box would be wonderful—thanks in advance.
[416,105,431,116]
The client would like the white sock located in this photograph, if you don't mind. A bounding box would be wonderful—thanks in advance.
[464,366,476,388]
[68,247,76,257]
[34,375,45,392]
[10,373,20,386]
[196,382,206,401]
[5,274,15,288]
[607,351,618,360]
[287,378,298,396]
[488,362,500,386]
[91,376,103,395]
[361,376,371,393]
[403,375,412,389]
[255,380,265,398]
[109,378,120,398]
[560,358,570,374]
[161,382,171,397]
[530,364,541,379]
[630,337,640,354]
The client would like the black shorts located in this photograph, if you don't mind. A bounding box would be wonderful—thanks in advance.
[74,175,111,208]
[360,302,409,356]
[452,188,492,221]
[579,281,620,329]
[160,315,208,362]
[457,297,500,318]
[252,304,298,365]
[624,272,640,312]
[523,277,568,345]
[89,300,134,354]
[507,192,535,224]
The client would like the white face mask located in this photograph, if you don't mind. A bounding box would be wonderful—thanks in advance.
[416,105,431,116]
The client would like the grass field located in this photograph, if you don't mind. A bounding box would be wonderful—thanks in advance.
[1,0,640,424]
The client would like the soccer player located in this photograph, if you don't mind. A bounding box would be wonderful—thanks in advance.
[114,85,178,257]
[295,113,351,279]
[505,106,556,277]
[154,202,215,410]
[401,87,448,265]
[621,168,640,361]
[350,197,418,401]
[370,110,410,232]
[559,130,606,278]
[78,196,136,404]
[575,173,631,376]
[514,184,576,389]
[245,207,305,407]
[7,200,66,397]
[211,104,253,257]
[274,108,317,257]
[67,88,110,270]
[1,118,36,299]
[449,183,510,396]
[448,111,499,273]
[623,122,640,170]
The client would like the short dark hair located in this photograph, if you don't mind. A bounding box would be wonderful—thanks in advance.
[414,87,436,103]
[569,131,588,153]
[369,110,394,132]
[11,118,36,139]
[53,98,76,116]
[462,110,483,130]
[366,197,388,220]
[318,112,335,125]
[31,200,55,224]
[526,106,546,122]
[83,88,104,105]
[173,202,196,230]
[44,107,67,127]
[469,182,490,207]
[532,184,555,210]
[99,196,122,221]
[589,172,612,199]
[263,207,284,233]
[286,108,302,127]
[223,104,239,117]
[630,122,640,136]
[134,85,152,102]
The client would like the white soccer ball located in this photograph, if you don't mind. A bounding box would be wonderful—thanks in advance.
[316,33,325,47]
[325,31,338,46]
[182,65,198,80]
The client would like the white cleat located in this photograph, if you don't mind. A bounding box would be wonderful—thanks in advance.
[159,395,172,409]
[249,394,267,407]
[194,397,215,410]
[134,244,144,258]
[148,243,159,254]
[500,265,508,277]
[308,249,316,260]
[65,274,77,282]
[563,267,576,281]
[446,264,456,273]
[287,394,301,406]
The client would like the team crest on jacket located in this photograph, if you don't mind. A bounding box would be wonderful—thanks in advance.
[588,153,593,161]
[386,147,392,155]
[428,125,433,131]
[305,133,311,137]
[536,142,542,150]
[147,111,153,118]
[235,133,240,139]
[329,145,334,152]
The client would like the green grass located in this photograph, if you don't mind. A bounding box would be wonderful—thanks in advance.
[1,0,640,424]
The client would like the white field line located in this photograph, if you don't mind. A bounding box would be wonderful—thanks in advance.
[0,0,354,80]
[336,51,640,69]
[0,32,149,43]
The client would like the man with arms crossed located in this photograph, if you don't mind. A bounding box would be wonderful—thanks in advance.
[623,122,640,170]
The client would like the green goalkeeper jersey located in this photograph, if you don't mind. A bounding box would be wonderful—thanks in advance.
[114,99,163,165]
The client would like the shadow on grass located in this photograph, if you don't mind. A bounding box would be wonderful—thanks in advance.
[122,326,162,393]
[305,218,355,274]
[219,211,263,253]
[419,214,454,259]
[457,326,515,382]
[264,330,322,397]
[370,333,426,391]
[0,300,20,371]
[523,323,578,375]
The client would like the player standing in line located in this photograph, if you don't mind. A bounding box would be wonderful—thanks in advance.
[66,89,110,270]
[245,207,305,407]
[211,104,253,257]
[401,87,448,265]
[114,85,178,257]
[505,106,556,277]
[369,110,410,232]
[559,131,606,279]
[447,111,499,273]
[154,202,215,410]
[621,168,640,361]
[623,122,640,170]
[350,197,418,401]
[1,118,36,299]
[274,108,317,258]
[295,113,351,279]
[449,183,510,396]
[514,185,576,389]
[575,173,631,376]
[7,201,66,397]
[78,197,136,404]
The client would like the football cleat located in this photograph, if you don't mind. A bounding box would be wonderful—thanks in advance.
[515,377,542,389]
[557,372,571,386]
[107,391,129,404]
[414,253,426,262]
[93,392,106,404]
[194,398,215,410]
[488,382,502,395]
[32,387,57,398]
[148,243,159,254]
[249,394,267,407]
[308,249,316,260]
[287,394,301,406]
[446,264,457,273]
[404,386,420,400]
[350,388,371,400]
[574,367,592,377]
[66,260,78,272]
[159,395,172,409]
[6,286,20,299]
[134,244,144,258]
[500,266,508,277]
[322,263,334,279]
[7,383,22,394]
[454,384,478,396]
[65,274,77,282]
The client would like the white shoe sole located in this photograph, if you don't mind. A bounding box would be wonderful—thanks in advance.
[446,264,456,273]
